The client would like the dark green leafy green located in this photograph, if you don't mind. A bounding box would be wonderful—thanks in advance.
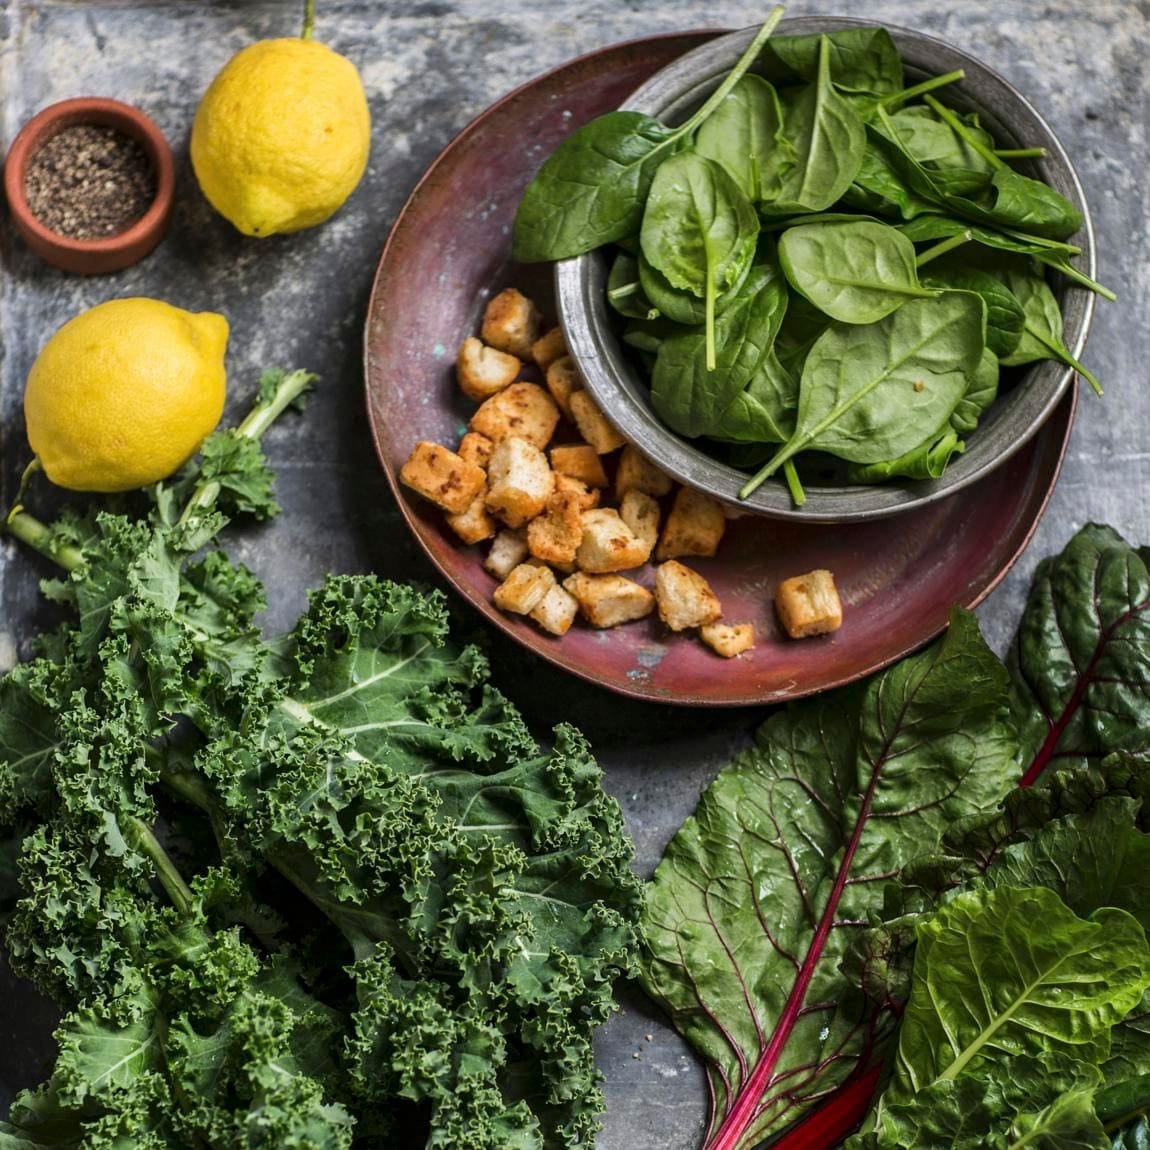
[607,251,659,320]
[770,27,903,99]
[641,611,1017,1150]
[922,260,1026,357]
[847,425,963,483]
[778,218,936,323]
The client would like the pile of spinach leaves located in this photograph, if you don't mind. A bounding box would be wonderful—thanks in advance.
[513,12,1112,506]
[640,522,1150,1150]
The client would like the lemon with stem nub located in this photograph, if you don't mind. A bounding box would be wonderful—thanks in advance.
[191,0,371,237]
[24,298,229,493]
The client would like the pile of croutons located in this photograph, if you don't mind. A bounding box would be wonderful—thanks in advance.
[400,287,843,656]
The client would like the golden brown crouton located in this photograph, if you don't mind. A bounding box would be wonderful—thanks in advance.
[654,561,722,632]
[563,572,655,629]
[569,390,626,454]
[619,490,660,557]
[493,562,556,615]
[776,570,844,639]
[527,488,586,567]
[400,441,487,515]
[655,487,727,561]
[553,474,600,511]
[445,489,496,545]
[458,431,495,470]
[532,326,567,372]
[700,622,755,658]
[456,337,521,402]
[529,584,579,636]
[576,508,650,574]
[485,436,554,528]
[481,288,542,359]
[545,357,581,420]
[550,443,609,488]
[470,382,560,450]
[484,529,529,581]
[615,444,673,500]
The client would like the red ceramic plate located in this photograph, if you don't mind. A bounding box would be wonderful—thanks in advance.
[364,31,1075,707]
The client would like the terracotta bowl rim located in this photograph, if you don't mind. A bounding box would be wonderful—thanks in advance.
[3,96,175,258]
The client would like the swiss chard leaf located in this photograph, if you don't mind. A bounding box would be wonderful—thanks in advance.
[640,610,1017,1150]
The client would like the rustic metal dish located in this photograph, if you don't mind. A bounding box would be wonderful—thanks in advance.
[555,17,1096,522]
[364,30,1076,706]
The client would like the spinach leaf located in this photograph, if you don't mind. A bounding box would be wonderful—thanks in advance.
[641,611,1017,1150]
[922,261,1026,357]
[607,251,659,320]
[950,345,999,433]
[770,27,903,98]
[707,349,797,444]
[844,143,937,219]
[899,213,1082,259]
[512,7,785,261]
[888,105,995,191]
[621,315,681,353]
[848,425,964,483]
[1008,524,1150,785]
[778,218,937,324]
[639,152,761,367]
[775,290,828,376]
[761,35,867,214]
[999,267,1103,393]
[741,292,985,496]
[650,261,788,437]
[695,74,792,201]
[512,112,682,262]
[638,248,753,325]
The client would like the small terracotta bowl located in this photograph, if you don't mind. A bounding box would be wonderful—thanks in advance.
[4,97,175,274]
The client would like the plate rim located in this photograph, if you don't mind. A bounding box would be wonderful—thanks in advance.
[363,29,1078,707]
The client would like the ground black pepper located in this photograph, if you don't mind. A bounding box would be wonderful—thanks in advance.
[24,124,156,240]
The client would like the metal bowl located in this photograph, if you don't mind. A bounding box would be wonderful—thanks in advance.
[555,17,1096,522]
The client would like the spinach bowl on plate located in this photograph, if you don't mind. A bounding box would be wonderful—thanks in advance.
[528,12,1106,522]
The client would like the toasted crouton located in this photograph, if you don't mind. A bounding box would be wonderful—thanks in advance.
[484,529,529,581]
[569,390,626,454]
[700,622,755,658]
[619,490,660,556]
[482,288,542,359]
[615,444,673,500]
[529,584,579,636]
[527,488,586,566]
[563,572,655,629]
[654,561,722,631]
[445,489,496,545]
[456,337,521,402]
[545,357,581,420]
[655,487,727,561]
[550,443,609,488]
[576,508,650,574]
[494,562,556,615]
[458,431,495,470]
[532,327,567,372]
[485,436,554,528]
[776,570,843,639]
[400,441,486,515]
[554,474,600,510]
[470,382,560,449]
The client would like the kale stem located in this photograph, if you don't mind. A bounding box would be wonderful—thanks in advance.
[923,95,1004,169]
[176,369,315,529]
[879,68,965,109]
[13,457,42,509]
[915,230,972,268]
[301,0,316,39]
[783,461,806,507]
[3,509,85,571]
[125,816,195,916]
[676,6,786,139]
[995,146,1047,159]
[160,767,215,813]
[1024,322,1103,397]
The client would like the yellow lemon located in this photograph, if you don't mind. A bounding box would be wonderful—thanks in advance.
[191,37,371,237]
[24,298,229,493]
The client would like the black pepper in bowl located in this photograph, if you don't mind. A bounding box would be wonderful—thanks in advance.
[24,124,156,240]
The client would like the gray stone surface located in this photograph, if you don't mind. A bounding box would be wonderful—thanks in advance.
[0,1,1145,1146]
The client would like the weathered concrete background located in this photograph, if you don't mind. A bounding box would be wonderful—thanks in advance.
[0,1,1146,1145]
